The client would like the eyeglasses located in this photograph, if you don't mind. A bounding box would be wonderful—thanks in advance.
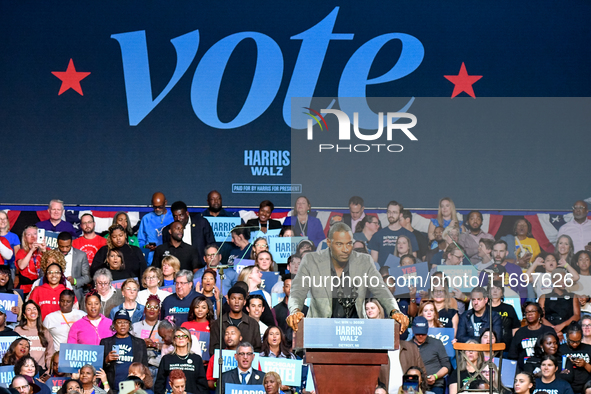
[237,352,254,357]
[146,276,158,281]
[175,334,189,339]
[254,243,268,248]
[14,385,29,392]
[205,253,218,258]
[582,324,591,328]
[433,290,446,295]
[452,254,464,259]
[175,281,189,286]
[568,338,582,345]
[573,206,587,210]
[96,281,110,287]
[123,287,138,292]
[145,305,160,310]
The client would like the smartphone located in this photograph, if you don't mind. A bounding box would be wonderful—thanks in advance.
[112,345,119,354]
[36,228,45,244]
[402,374,420,392]
[119,380,135,394]
[148,242,156,247]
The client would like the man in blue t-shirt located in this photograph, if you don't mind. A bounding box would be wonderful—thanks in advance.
[369,201,418,267]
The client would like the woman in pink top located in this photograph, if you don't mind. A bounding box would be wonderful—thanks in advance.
[68,290,114,345]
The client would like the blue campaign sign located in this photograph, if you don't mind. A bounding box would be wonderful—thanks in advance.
[46,377,68,394]
[436,265,480,292]
[260,272,280,292]
[428,327,455,368]
[205,217,242,242]
[112,278,138,290]
[303,318,395,350]
[268,236,308,264]
[0,293,19,322]
[59,343,104,373]
[259,357,303,386]
[271,292,285,307]
[225,383,264,394]
[389,262,429,296]
[0,365,14,388]
[193,331,210,362]
[45,230,60,249]
[249,229,281,244]
[213,349,260,378]
[0,336,20,361]
[235,259,255,274]
[493,357,517,388]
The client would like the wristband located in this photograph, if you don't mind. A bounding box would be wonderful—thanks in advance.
[565,263,570,268]
[433,374,438,380]
[73,278,77,286]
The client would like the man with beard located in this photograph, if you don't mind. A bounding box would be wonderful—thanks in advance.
[162,201,215,269]
[558,200,591,253]
[458,211,494,263]
[286,223,409,333]
[72,214,107,265]
[201,190,237,218]
[369,201,418,267]
[478,240,527,299]
[138,192,174,264]
[153,221,201,272]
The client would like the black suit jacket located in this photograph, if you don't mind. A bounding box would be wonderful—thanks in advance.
[341,213,352,229]
[245,218,282,231]
[162,213,215,269]
[221,368,266,386]
[100,334,148,388]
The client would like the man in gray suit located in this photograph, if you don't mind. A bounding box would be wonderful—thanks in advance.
[287,222,409,333]
[220,342,265,387]
[57,232,90,303]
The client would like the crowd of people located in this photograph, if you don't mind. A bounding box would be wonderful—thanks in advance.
[0,193,589,394]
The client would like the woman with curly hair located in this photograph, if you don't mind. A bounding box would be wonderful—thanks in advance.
[91,224,147,282]
[28,250,76,319]
[14,301,53,371]
[14,355,51,394]
[1,337,30,366]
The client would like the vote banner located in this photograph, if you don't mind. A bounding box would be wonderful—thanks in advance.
[0,365,15,388]
[268,236,308,264]
[427,327,455,367]
[0,336,20,361]
[235,259,255,274]
[46,377,68,393]
[213,349,260,378]
[436,265,480,292]
[260,272,280,292]
[303,318,395,350]
[112,278,138,290]
[225,383,264,394]
[59,343,104,373]
[259,357,303,386]
[193,331,210,362]
[205,217,241,242]
[0,293,19,322]
[389,262,429,295]
[44,230,60,249]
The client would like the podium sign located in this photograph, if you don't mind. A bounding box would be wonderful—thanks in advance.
[303,318,396,350]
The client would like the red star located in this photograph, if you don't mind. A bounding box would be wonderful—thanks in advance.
[51,59,91,95]
[444,62,482,98]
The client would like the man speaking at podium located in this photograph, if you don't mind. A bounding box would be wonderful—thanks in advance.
[286,222,409,333]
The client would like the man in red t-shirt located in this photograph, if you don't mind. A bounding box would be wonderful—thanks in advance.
[72,213,106,265]
[0,237,13,265]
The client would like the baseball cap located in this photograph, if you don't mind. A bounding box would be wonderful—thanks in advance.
[113,309,131,322]
[412,316,429,335]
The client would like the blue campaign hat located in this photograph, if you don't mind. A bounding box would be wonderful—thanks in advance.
[412,316,429,335]
[113,309,131,322]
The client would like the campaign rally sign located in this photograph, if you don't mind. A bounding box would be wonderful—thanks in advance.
[249,229,281,244]
[225,383,264,394]
[213,349,260,378]
[159,285,175,294]
[268,236,307,264]
[259,357,303,386]
[504,297,523,320]
[271,292,285,307]
[0,293,18,322]
[112,278,138,290]
[44,230,60,249]
[193,331,211,362]
[389,262,429,296]
[260,272,280,291]
[205,217,242,242]
[0,365,15,388]
[428,327,456,368]
[235,259,255,274]
[436,265,480,292]
[59,343,104,373]
[304,319,395,350]
[46,377,68,393]
[0,336,20,360]
[493,357,517,388]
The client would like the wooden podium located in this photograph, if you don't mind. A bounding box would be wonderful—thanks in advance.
[295,318,399,394]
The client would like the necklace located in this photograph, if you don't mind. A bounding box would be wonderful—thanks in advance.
[177,351,189,360]
[298,219,308,236]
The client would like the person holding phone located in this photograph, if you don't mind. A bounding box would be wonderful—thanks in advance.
[15,225,46,295]
[558,323,591,394]
[398,366,426,394]
[100,310,147,393]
